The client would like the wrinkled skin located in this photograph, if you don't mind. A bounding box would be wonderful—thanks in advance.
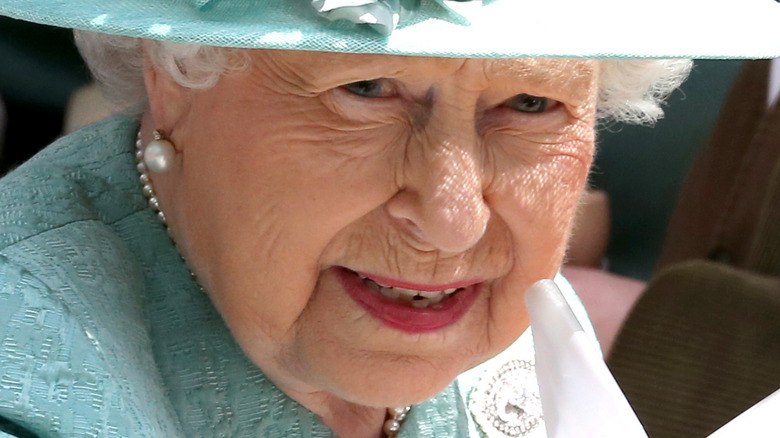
[143,49,598,437]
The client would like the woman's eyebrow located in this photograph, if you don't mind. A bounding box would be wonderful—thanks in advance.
[483,58,598,104]
[278,52,407,90]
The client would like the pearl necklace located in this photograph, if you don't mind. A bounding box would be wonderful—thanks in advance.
[135,130,411,437]
[382,406,411,437]
[135,132,168,225]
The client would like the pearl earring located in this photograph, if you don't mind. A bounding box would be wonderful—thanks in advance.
[143,130,176,173]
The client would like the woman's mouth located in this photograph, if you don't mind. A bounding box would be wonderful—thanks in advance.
[357,273,463,309]
[335,267,482,333]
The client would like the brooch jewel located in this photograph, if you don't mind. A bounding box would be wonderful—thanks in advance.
[469,359,545,437]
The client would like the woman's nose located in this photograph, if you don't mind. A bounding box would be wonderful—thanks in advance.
[386,130,490,254]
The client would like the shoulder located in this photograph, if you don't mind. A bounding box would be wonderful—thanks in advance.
[0,113,148,359]
[0,113,142,250]
[0,114,147,340]
[0,254,180,437]
[0,115,183,436]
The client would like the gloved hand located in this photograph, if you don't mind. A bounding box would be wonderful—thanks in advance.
[527,279,780,438]
[526,279,648,438]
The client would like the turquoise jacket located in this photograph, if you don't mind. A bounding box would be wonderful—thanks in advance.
[0,114,578,437]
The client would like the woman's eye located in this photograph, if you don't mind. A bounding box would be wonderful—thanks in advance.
[505,93,557,113]
[341,79,394,98]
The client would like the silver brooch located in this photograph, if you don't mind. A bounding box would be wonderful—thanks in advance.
[469,359,544,437]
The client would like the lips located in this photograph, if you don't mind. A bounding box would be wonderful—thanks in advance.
[335,267,482,333]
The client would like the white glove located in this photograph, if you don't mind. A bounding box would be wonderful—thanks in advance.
[526,279,648,438]
[527,279,780,438]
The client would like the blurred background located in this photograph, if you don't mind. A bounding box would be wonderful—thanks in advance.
[0,16,744,280]
[593,61,743,279]
[0,16,91,172]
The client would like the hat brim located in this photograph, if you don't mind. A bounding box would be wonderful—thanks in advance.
[1,0,779,59]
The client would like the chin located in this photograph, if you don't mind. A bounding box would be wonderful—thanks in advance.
[327,356,469,407]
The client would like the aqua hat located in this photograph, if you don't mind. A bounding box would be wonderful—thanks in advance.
[1,0,779,58]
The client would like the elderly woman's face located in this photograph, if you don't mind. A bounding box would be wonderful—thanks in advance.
[147,50,597,406]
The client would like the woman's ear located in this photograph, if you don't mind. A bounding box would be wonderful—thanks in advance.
[142,41,190,137]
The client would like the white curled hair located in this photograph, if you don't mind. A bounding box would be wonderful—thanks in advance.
[73,31,248,105]
[598,59,692,124]
[74,31,692,125]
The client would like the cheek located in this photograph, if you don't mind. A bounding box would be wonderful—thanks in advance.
[487,131,594,271]
[174,93,408,329]
[505,153,591,219]
[489,121,594,212]
[187,97,398,244]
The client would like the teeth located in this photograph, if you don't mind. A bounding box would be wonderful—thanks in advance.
[397,294,415,303]
[395,287,423,298]
[411,299,431,309]
[356,272,464,308]
[427,294,445,304]
[417,290,443,299]
[360,276,381,293]
[379,287,400,299]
